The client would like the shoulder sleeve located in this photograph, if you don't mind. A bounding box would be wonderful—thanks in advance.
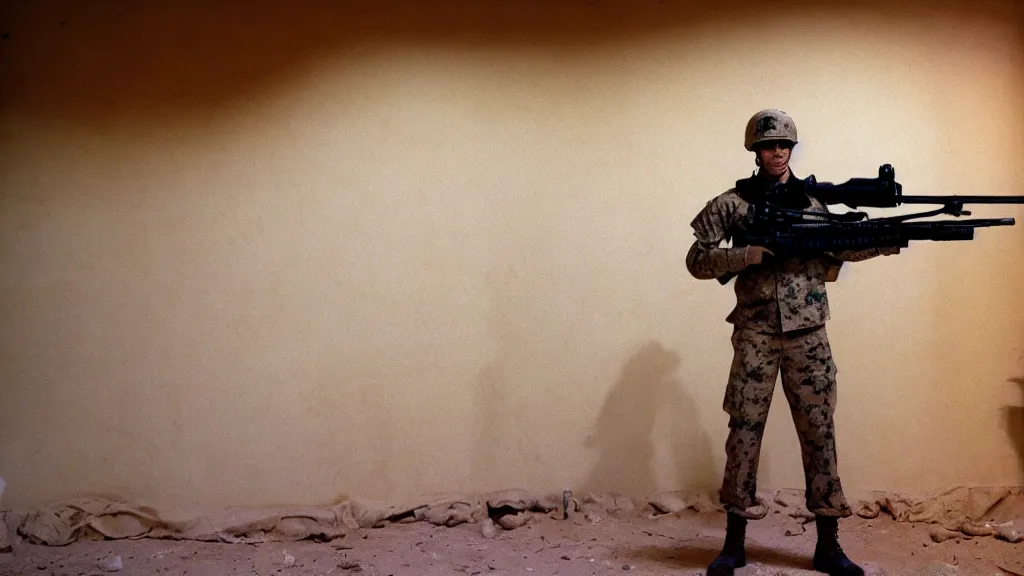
[685,192,750,280]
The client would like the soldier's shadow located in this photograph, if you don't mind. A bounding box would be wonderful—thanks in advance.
[1004,375,1024,478]
[579,340,716,499]
[625,542,810,571]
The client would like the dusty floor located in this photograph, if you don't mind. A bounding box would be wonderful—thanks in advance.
[2,509,1022,576]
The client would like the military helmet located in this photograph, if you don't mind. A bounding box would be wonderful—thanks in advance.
[744,109,798,151]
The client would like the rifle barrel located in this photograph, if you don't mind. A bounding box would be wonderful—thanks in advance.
[896,217,1016,227]
[900,195,1024,205]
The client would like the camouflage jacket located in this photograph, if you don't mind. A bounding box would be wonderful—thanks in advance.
[685,174,882,333]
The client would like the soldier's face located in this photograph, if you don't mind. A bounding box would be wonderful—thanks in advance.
[756,141,792,177]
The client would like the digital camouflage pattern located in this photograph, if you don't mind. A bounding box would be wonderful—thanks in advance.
[686,178,883,519]
[686,185,881,333]
[720,326,852,518]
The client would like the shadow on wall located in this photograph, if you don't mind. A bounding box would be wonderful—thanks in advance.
[1006,375,1024,480]
[579,341,716,497]
[1,0,1020,127]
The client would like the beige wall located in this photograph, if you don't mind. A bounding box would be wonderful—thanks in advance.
[1,0,1023,512]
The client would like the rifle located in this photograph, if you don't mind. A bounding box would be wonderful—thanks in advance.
[715,164,1024,285]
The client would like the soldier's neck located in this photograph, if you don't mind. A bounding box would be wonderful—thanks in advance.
[756,168,791,184]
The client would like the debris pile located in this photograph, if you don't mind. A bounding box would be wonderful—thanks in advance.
[12,485,1023,548]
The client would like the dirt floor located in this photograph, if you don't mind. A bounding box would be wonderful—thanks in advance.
[2,507,1022,576]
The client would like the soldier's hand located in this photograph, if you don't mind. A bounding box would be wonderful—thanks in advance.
[744,246,775,266]
[825,265,841,282]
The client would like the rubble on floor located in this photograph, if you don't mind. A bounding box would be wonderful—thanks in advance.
[10,485,1022,550]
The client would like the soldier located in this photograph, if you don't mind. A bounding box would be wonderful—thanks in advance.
[685,109,899,576]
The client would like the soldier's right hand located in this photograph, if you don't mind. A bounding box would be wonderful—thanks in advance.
[744,246,775,266]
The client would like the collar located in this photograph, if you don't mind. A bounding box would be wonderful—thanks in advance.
[736,170,811,209]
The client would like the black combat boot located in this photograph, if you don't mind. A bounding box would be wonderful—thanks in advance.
[706,513,747,575]
[812,515,864,575]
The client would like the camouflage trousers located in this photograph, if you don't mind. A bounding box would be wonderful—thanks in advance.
[719,325,853,519]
